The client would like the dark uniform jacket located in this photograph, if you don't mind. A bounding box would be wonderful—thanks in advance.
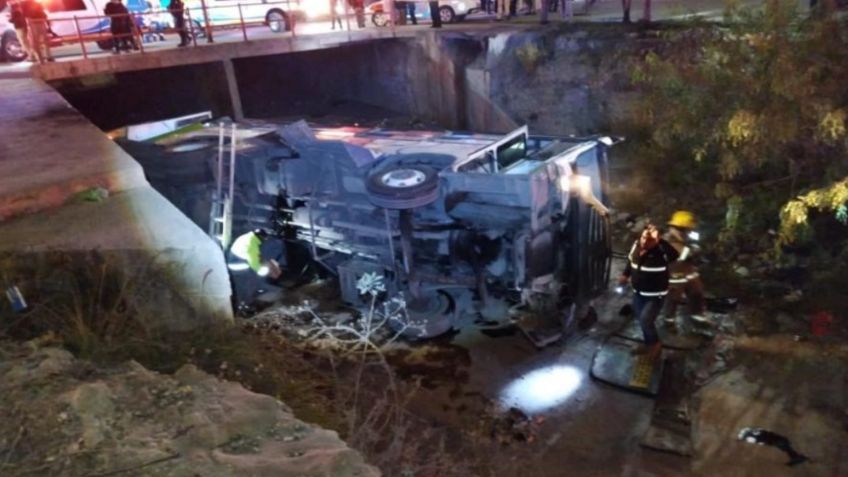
[623,238,679,296]
[104,2,131,34]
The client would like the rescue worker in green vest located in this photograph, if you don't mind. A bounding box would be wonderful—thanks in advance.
[227,229,283,312]
[663,210,707,330]
[619,223,679,360]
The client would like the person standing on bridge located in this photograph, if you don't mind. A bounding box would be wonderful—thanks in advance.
[22,0,51,63]
[104,0,136,53]
[428,0,441,27]
[168,0,190,47]
[330,0,344,29]
[495,0,508,20]
[9,2,32,60]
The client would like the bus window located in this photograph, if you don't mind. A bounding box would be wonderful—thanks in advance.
[496,134,526,171]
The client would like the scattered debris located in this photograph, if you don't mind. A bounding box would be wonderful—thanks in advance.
[810,311,833,337]
[737,428,809,466]
[782,289,803,303]
[4,285,27,313]
[489,407,543,445]
[71,187,109,203]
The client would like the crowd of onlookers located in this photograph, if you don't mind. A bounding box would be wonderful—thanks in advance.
[5,0,583,64]
[484,0,576,22]
[383,0,577,28]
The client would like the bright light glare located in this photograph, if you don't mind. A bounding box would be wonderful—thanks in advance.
[500,365,582,414]
[558,175,570,191]
[302,1,329,18]
[688,231,700,241]
[560,174,592,196]
[228,262,250,271]
[257,265,270,277]
[572,174,591,196]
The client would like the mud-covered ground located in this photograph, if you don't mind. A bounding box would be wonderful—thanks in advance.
[249,255,847,477]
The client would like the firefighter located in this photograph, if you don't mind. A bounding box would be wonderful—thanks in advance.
[619,223,679,360]
[663,210,707,330]
[227,229,283,312]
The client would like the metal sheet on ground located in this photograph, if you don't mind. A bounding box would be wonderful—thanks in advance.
[614,318,705,350]
[590,337,664,396]
[640,356,693,456]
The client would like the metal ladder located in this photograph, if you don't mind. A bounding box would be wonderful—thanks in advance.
[209,122,238,249]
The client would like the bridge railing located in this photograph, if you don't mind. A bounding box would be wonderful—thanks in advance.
[24,0,402,62]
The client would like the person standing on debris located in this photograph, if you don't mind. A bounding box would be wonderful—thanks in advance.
[168,0,190,47]
[619,223,679,360]
[663,210,707,330]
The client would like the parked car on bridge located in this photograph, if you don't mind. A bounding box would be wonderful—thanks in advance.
[0,0,27,61]
[184,0,304,33]
[368,0,479,26]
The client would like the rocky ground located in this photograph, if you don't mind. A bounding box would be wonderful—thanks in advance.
[0,337,379,477]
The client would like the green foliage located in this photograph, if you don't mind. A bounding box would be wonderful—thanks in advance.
[628,1,848,244]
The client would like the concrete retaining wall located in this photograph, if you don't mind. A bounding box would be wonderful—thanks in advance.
[0,79,232,330]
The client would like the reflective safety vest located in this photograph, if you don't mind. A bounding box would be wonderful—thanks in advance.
[666,234,699,286]
[229,232,262,273]
[623,239,679,297]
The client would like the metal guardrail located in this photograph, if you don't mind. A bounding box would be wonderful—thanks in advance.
[22,0,409,62]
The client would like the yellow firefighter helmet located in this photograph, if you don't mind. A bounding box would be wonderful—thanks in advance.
[668,210,696,229]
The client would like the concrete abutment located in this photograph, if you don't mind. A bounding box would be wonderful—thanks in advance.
[0,79,233,330]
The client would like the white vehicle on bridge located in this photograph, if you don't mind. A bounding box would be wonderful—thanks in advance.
[184,0,304,33]
[38,0,146,38]
[368,0,480,27]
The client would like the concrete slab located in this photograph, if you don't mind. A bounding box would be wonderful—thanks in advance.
[0,187,232,329]
[34,29,420,82]
[0,79,147,221]
[0,78,232,328]
[590,336,664,395]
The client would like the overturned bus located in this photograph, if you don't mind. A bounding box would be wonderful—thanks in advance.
[126,121,617,338]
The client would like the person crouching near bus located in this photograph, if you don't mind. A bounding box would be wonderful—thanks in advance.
[227,229,284,314]
[618,223,679,361]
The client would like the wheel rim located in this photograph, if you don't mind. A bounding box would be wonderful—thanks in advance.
[5,39,23,60]
[439,8,452,22]
[381,168,426,188]
[268,12,284,32]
